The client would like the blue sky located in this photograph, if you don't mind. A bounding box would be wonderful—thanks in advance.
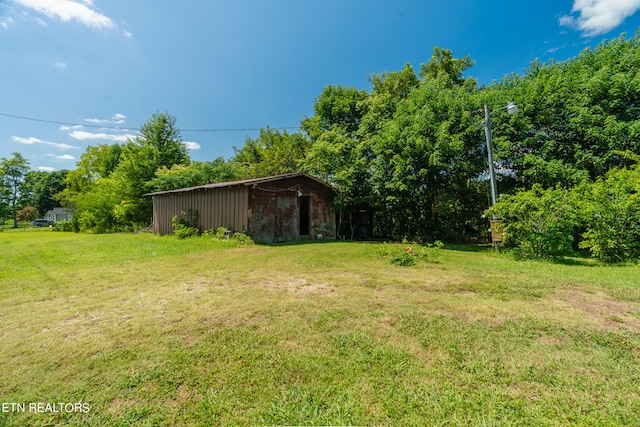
[2,0,640,172]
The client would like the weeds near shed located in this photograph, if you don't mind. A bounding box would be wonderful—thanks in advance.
[202,227,254,245]
[172,209,200,239]
[377,241,443,266]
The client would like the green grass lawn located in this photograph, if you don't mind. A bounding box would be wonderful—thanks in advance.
[1,230,639,426]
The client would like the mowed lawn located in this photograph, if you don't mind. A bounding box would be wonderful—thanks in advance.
[1,230,639,426]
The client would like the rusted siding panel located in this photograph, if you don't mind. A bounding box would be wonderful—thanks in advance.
[248,192,298,243]
[246,176,336,243]
[309,187,337,239]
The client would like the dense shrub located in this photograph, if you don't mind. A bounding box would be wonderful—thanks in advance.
[486,185,578,260]
[377,240,442,266]
[576,166,640,263]
[488,161,640,263]
[57,219,74,232]
[202,227,254,245]
[231,232,254,245]
[172,209,200,239]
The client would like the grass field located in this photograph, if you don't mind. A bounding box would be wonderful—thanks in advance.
[1,229,639,426]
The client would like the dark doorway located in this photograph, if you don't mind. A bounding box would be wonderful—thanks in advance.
[299,196,310,236]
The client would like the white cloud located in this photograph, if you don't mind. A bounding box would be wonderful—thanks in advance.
[68,130,135,142]
[59,125,83,131]
[1,17,16,29]
[12,136,41,145]
[545,45,565,54]
[184,141,201,151]
[85,113,127,124]
[560,0,640,36]
[54,60,67,69]
[123,30,132,39]
[12,135,79,150]
[38,166,55,172]
[57,154,75,160]
[14,0,114,29]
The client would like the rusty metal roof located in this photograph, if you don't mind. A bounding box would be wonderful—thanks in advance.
[144,172,336,196]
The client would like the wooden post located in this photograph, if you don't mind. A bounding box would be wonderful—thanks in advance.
[490,220,504,252]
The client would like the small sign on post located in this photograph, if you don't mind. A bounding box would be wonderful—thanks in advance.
[490,220,504,242]
[490,220,504,251]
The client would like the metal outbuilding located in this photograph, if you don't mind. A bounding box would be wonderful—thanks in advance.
[145,172,337,243]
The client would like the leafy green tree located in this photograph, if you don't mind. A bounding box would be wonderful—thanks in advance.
[147,158,242,193]
[0,197,9,220]
[135,112,188,169]
[576,163,640,262]
[420,46,476,87]
[22,170,69,216]
[369,62,418,100]
[360,63,418,139]
[498,33,640,189]
[56,144,122,209]
[370,61,485,239]
[0,152,30,228]
[98,143,122,178]
[67,112,190,231]
[301,85,368,140]
[301,85,373,236]
[301,54,487,240]
[301,127,373,237]
[71,176,123,233]
[232,128,311,178]
[104,112,189,226]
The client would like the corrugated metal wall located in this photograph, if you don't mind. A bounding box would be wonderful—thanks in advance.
[152,186,249,235]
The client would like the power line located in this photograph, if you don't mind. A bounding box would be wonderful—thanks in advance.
[0,112,300,132]
[0,112,135,129]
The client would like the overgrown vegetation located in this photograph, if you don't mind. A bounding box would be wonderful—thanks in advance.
[487,185,579,260]
[377,240,444,266]
[577,164,640,262]
[172,209,200,239]
[1,232,639,425]
[489,160,640,262]
[171,215,255,244]
[3,33,640,262]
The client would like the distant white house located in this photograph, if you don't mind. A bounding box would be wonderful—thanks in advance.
[45,207,73,222]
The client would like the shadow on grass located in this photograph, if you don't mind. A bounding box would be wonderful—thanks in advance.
[259,238,343,247]
[441,243,491,253]
[550,257,598,267]
[265,240,490,252]
[261,238,426,248]
[437,244,613,268]
[552,255,637,268]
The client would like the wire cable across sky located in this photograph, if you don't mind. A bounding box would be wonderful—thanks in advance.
[0,112,300,133]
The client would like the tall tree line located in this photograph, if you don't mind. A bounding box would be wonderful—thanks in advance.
[4,32,640,243]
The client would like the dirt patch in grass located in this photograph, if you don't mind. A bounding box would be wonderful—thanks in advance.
[182,276,213,293]
[536,332,563,345]
[553,289,640,332]
[263,278,336,295]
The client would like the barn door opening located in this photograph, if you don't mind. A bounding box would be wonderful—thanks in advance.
[299,196,310,236]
